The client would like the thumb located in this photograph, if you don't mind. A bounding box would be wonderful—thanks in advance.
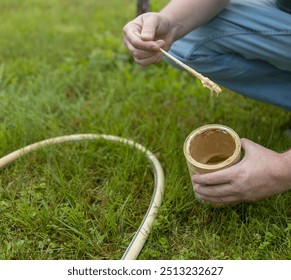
[140,13,159,41]
[241,138,261,155]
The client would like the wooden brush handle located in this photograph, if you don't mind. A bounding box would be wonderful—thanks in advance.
[134,32,222,96]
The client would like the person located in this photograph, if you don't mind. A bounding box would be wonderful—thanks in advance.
[123,0,291,205]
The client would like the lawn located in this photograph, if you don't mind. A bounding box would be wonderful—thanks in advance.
[0,0,291,260]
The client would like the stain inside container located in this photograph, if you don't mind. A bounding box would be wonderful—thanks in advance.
[189,128,236,165]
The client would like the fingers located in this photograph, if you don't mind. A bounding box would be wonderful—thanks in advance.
[191,163,238,205]
[123,27,163,52]
[124,37,165,65]
[123,27,164,66]
[192,166,236,186]
[123,13,168,66]
[196,191,240,205]
[191,138,282,205]
[194,184,243,205]
[194,183,231,198]
[139,13,160,41]
[135,52,164,65]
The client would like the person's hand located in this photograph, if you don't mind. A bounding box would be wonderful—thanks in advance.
[123,12,176,66]
[192,138,291,205]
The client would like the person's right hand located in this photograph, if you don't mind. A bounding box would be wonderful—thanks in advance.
[123,12,176,66]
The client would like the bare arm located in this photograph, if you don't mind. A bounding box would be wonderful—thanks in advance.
[159,0,230,40]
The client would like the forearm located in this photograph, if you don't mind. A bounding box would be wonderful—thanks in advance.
[160,0,230,40]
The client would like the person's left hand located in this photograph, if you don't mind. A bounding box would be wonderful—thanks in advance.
[192,138,291,205]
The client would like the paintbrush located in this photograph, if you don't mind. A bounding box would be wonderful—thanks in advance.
[135,32,222,96]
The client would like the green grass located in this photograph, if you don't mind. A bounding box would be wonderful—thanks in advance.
[0,0,291,260]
